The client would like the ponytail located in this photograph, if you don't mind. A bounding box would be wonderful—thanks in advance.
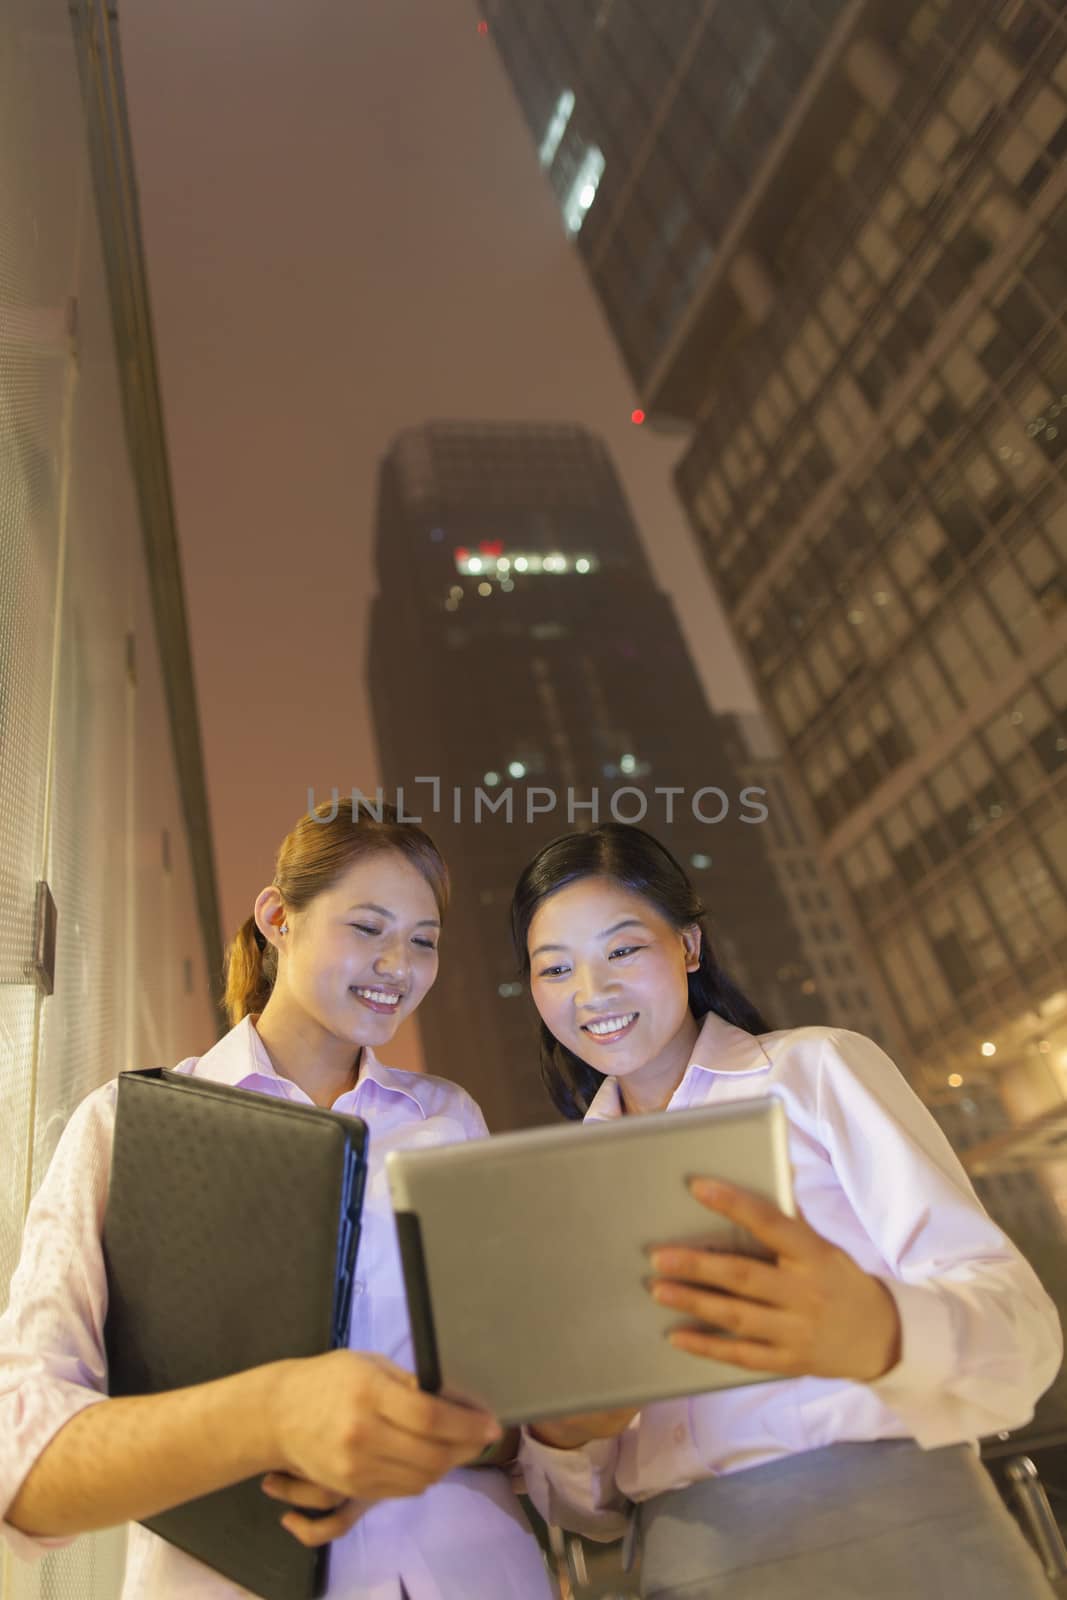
[223,915,277,1025]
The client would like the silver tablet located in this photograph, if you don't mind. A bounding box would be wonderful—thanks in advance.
[386,1095,793,1424]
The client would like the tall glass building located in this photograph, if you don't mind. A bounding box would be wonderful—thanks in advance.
[367,422,828,1129]
[485,0,1067,1399]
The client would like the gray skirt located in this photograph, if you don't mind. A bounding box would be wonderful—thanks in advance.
[635,1439,1054,1599]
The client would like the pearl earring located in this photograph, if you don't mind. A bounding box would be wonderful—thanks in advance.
[280,923,288,935]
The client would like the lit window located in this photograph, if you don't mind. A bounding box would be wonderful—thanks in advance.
[477,582,492,596]
[514,556,529,572]
[620,753,637,774]
[508,760,527,779]
[576,558,590,573]
[691,853,712,869]
[484,771,501,787]
[468,557,483,573]
[539,89,575,169]
[563,146,606,236]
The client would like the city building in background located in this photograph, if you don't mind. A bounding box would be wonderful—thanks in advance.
[716,709,891,1049]
[484,0,1067,1276]
[368,421,827,1129]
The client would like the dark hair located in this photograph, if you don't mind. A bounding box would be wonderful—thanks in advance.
[223,798,449,1025]
[510,823,770,1120]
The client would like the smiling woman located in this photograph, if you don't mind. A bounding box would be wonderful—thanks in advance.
[508,823,1060,1600]
[223,802,449,1107]
[511,821,769,1119]
[0,799,555,1600]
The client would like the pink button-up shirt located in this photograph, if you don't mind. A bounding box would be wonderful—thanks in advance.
[0,1017,553,1600]
[520,1015,1064,1538]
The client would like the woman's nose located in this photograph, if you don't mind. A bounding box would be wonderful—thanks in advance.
[373,939,408,980]
[573,961,613,1008]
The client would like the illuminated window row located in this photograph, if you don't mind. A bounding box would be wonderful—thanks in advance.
[452,550,598,577]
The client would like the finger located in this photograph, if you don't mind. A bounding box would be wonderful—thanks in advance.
[668,1326,802,1375]
[280,1501,364,1547]
[685,1180,821,1261]
[648,1248,788,1306]
[262,1474,346,1511]
[651,1282,797,1345]
[376,1379,500,1450]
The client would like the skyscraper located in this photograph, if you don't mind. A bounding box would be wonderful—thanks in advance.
[368,421,823,1129]
[484,0,1067,1200]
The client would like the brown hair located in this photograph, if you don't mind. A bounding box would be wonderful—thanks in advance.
[223,797,450,1025]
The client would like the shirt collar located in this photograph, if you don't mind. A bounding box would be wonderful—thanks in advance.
[584,1010,772,1123]
[193,1014,426,1118]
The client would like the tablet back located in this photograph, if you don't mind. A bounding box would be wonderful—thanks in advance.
[387,1096,792,1424]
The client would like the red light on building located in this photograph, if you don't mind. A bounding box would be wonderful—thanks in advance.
[631,409,646,425]
[477,19,489,34]
[479,539,504,557]
[454,547,470,562]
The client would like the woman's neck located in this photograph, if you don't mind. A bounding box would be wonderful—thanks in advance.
[618,1010,701,1116]
[252,998,362,1109]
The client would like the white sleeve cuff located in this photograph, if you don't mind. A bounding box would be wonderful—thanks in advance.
[866,1277,960,1444]
[518,1430,630,1541]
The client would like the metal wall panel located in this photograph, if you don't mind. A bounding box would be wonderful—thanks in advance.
[1,2,220,1596]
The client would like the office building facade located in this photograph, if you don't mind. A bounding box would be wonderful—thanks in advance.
[484,0,1067,1191]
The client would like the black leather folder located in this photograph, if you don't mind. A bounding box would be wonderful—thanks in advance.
[103,1068,369,1600]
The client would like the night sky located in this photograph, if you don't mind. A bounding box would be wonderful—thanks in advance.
[122,0,756,1065]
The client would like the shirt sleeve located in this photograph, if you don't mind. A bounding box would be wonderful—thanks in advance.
[816,1029,1063,1446]
[517,1430,631,1541]
[0,1083,116,1560]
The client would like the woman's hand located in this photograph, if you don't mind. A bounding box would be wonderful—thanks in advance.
[647,1179,902,1384]
[269,1350,501,1509]
[525,1407,639,1452]
[261,1472,363,1548]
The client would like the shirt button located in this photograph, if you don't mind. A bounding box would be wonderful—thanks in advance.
[673,1424,687,1446]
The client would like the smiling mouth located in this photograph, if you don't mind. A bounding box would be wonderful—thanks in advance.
[581,1012,638,1041]
[351,986,403,1013]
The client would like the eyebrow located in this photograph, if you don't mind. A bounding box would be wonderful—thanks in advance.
[530,918,648,960]
[346,902,441,928]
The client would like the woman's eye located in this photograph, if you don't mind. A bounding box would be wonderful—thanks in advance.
[538,965,569,979]
[352,924,381,936]
[413,937,438,951]
[609,945,641,959]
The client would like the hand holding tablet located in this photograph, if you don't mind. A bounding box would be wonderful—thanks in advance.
[387,1095,795,1424]
[649,1178,903,1383]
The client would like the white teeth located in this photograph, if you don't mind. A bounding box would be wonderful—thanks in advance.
[355,988,401,1007]
[585,1013,636,1036]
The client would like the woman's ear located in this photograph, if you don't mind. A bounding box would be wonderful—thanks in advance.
[682,924,702,973]
[253,886,287,952]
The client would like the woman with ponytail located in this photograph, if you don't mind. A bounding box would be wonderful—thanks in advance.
[510,823,1060,1599]
[0,799,553,1600]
